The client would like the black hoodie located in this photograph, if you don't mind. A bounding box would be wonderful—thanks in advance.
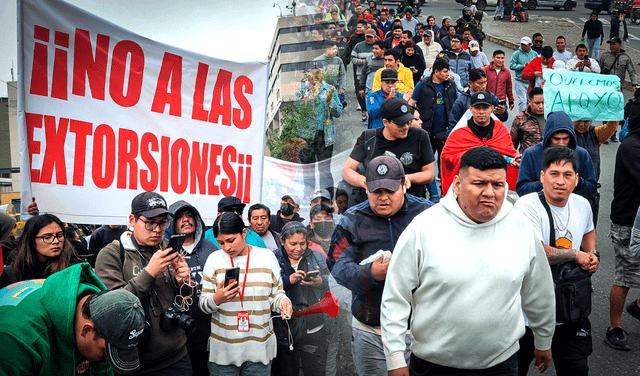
[611,96,640,226]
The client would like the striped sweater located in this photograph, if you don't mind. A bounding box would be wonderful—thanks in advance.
[199,246,289,366]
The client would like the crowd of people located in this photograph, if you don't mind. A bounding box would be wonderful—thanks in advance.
[3,1,640,376]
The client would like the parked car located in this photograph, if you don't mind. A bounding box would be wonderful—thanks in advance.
[526,0,577,10]
[455,0,498,11]
[585,0,625,14]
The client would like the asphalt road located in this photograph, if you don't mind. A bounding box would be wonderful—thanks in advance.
[371,1,640,374]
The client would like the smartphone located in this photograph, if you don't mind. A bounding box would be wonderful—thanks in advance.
[167,234,187,254]
[499,100,506,106]
[583,56,589,61]
[303,270,320,282]
[410,66,415,69]
[225,267,240,287]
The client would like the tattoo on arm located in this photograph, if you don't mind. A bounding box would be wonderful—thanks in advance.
[543,244,577,265]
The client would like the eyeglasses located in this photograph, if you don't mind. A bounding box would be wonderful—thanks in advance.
[533,40,543,43]
[34,232,65,244]
[138,218,169,231]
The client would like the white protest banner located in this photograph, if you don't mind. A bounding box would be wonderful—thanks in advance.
[17,0,267,224]
[261,150,351,219]
[543,68,624,121]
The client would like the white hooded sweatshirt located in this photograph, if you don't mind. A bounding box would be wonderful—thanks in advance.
[381,187,555,370]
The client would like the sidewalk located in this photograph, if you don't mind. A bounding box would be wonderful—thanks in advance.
[483,14,640,87]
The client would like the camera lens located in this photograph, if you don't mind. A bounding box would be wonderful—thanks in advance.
[177,314,197,334]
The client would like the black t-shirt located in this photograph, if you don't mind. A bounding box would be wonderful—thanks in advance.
[349,127,435,198]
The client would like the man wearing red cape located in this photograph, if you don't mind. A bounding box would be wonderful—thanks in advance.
[441,91,522,195]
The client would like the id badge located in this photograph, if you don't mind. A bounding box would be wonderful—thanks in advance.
[238,311,250,332]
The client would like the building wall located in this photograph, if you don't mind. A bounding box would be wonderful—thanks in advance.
[7,81,19,192]
[0,98,9,170]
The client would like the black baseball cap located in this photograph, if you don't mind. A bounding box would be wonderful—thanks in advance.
[380,68,398,81]
[366,156,405,192]
[381,97,414,125]
[607,37,622,44]
[470,91,492,106]
[217,196,246,214]
[90,289,145,374]
[131,191,171,218]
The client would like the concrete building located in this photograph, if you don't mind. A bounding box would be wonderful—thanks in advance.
[0,81,20,206]
[266,14,325,153]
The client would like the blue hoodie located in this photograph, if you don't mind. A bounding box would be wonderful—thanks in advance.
[516,111,597,201]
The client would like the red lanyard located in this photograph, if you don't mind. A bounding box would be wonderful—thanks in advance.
[230,245,251,304]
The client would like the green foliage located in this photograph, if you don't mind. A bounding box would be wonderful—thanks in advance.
[267,99,317,161]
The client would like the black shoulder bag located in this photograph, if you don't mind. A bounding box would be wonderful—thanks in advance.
[538,191,591,323]
[601,54,620,75]
[338,129,377,207]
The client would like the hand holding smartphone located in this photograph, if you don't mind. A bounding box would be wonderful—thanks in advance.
[303,270,320,282]
[167,234,187,255]
[225,267,240,287]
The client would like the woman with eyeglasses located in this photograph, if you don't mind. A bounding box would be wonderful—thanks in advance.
[0,214,81,288]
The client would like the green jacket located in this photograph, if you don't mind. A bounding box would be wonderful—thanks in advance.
[510,48,538,83]
[0,264,110,376]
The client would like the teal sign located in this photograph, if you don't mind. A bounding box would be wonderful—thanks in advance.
[543,69,624,121]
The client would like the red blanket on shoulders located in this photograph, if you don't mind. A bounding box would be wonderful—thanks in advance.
[440,120,519,195]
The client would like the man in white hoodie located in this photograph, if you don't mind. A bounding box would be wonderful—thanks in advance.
[381,146,556,376]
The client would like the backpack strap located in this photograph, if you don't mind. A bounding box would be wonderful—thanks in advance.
[537,191,556,247]
[537,191,561,280]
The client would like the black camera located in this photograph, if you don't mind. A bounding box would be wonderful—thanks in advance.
[160,303,196,334]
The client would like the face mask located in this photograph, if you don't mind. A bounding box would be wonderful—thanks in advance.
[313,221,335,238]
[280,203,295,216]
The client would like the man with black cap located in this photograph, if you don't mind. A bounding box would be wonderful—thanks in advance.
[331,29,351,70]
[343,97,435,200]
[204,196,267,249]
[366,68,407,129]
[165,200,218,375]
[599,36,638,142]
[332,155,432,376]
[270,194,305,233]
[96,191,193,374]
[441,91,521,196]
[0,263,146,375]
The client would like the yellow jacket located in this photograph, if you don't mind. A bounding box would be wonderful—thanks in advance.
[372,62,415,93]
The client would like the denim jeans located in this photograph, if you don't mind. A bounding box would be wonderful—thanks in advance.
[352,328,411,376]
[208,361,271,376]
[587,37,601,59]
[515,80,529,112]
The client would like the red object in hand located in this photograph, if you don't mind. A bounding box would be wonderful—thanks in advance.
[293,291,339,318]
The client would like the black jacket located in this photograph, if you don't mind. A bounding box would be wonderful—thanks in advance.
[415,75,457,139]
[269,212,305,233]
[611,96,640,226]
